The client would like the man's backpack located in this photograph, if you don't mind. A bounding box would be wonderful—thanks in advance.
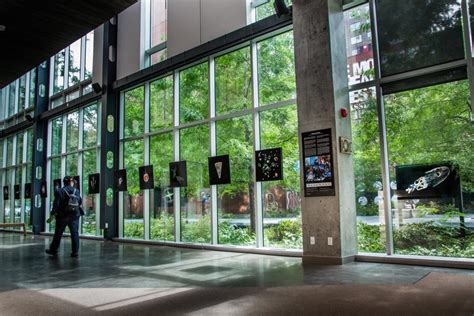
[62,188,80,216]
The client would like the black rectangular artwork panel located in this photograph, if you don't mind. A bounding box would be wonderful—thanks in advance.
[73,175,80,190]
[24,183,31,199]
[395,163,458,200]
[169,161,187,187]
[14,185,20,200]
[208,155,231,185]
[139,165,155,190]
[255,148,283,182]
[53,178,62,190]
[3,186,9,200]
[88,173,100,194]
[116,169,128,192]
[40,181,47,198]
[302,129,335,196]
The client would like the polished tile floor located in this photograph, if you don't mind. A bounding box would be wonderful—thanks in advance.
[1,232,473,292]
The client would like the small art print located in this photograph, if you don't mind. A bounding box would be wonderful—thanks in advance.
[88,173,100,194]
[14,185,20,200]
[208,155,231,185]
[170,161,187,187]
[139,165,155,190]
[3,186,9,200]
[116,169,128,192]
[255,148,283,182]
[24,183,31,199]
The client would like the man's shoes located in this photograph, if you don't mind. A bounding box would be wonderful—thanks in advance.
[71,252,78,258]
[45,249,57,257]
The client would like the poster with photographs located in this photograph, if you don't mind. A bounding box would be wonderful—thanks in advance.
[255,148,283,182]
[169,161,187,187]
[116,169,128,191]
[88,173,100,194]
[208,155,231,185]
[302,129,335,196]
[3,186,9,200]
[24,183,32,199]
[139,165,155,190]
[73,175,80,190]
[40,181,47,198]
[14,185,20,200]
[53,178,62,189]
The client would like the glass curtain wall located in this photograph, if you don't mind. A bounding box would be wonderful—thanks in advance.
[0,129,34,230]
[344,0,474,258]
[120,30,300,249]
[46,102,101,236]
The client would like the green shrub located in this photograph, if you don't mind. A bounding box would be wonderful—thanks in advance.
[150,214,174,241]
[181,215,211,243]
[357,222,385,253]
[265,218,302,249]
[218,222,255,245]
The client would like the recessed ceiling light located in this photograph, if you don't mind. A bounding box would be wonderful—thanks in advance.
[0,25,6,31]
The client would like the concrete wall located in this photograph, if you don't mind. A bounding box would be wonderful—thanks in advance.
[117,2,141,80]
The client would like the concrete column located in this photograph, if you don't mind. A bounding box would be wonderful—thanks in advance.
[293,0,357,264]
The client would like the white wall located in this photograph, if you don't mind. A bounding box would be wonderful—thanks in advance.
[117,2,141,80]
[92,25,103,85]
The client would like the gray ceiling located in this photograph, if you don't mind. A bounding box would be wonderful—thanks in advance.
[0,0,137,88]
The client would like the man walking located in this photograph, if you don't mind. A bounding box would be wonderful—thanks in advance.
[45,176,84,258]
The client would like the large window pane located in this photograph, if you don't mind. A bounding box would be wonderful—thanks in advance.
[85,31,94,80]
[257,31,296,106]
[4,169,13,223]
[350,87,386,253]
[8,82,16,117]
[6,137,13,167]
[216,115,255,246]
[66,153,78,178]
[385,81,473,258]
[51,117,63,155]
[150,76,173,131]
[376,0,464,77]
[179,63,209,124]
[53,50,65,94]
[82,149,98,235]
[124,86,145,138]
[150,132,174,241]
[29,69,37,108]
[123,139,145,239]
[256,0,291,21]
[260,105,302,249]
[180,125,211,243]
[344,3,374,86]
[68,39,82,87]
[18,75,27,112]
[13,168,21,225]
[215,47,252,115]
[66,111,79,152]
[151,0,167,47]
[83,103,98,148]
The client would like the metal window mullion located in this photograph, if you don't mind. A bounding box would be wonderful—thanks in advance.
[209,57,218,245]
[10,136,17,224]
[77,149,84,234]
[251,41,263,248]
[95,146,101,236]
[144,82,151,240]
[369,0,394,255]
[20,133,27,223]
[79,108,84,150]
[80,36,86,82]
[14,79,19,115]
[49,56,55,98]
[141,0,152,69]
[64,46,70,89]
[45,120,53,230]
[61,115,67,178]
[173,71,181,242]
[118,93,125,238]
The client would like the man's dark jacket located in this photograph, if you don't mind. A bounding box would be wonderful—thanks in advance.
[51,185,84,218]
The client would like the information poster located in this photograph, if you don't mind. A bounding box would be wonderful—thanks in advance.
[116,169,128,191]
[208,155,231,185]
[88,173,100,194]
[170,161,187,187]
[139,165,155,190]
[302,129,335,196]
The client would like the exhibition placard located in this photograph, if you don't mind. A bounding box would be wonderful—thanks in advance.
[302,129,335,196]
